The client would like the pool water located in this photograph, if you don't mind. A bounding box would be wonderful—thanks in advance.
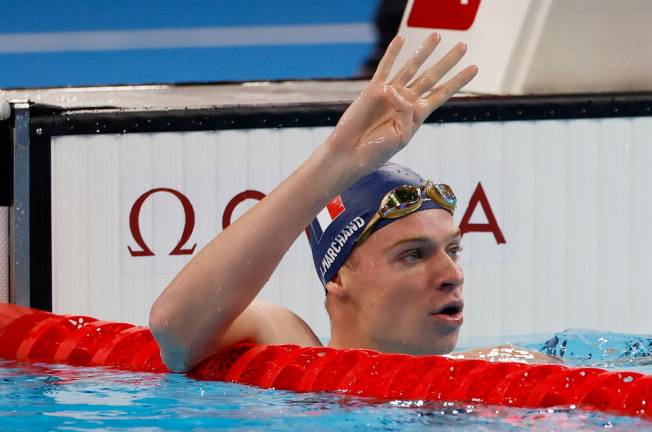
[2,330,652,431]
[459,328,652,374]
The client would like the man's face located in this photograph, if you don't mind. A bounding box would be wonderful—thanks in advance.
[334,209,464,355]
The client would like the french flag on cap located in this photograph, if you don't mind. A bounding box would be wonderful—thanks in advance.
[309,195,346,243]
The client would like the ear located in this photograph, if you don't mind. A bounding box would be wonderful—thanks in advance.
[325,269,348,298]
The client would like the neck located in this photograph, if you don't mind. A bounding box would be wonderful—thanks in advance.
[327,303,381,351]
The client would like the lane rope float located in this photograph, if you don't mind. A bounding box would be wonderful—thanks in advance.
[1,303,650,419]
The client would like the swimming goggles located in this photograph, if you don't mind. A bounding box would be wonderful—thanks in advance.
[356,181,457,247]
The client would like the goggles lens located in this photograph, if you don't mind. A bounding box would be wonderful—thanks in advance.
[357,181,456,247]
[428,183,457,214]
[380,186,422,217]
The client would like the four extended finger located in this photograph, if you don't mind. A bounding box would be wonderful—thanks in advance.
[371,35,406,84]
[390,33,441,88]
[409,42,469,96]
[421,64,478,115]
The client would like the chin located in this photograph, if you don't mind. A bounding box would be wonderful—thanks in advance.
[433,331,460,355]
[404,338,459,356]
[437,342,457,355]
[376,328,461,356]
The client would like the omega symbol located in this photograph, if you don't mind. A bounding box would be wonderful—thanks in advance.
[127,188,197,257]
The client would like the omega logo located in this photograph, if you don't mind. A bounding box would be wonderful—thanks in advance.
[127,188,266,257]
[127,182,504,257]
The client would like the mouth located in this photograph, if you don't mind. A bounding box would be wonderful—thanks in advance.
[430,300,464,327]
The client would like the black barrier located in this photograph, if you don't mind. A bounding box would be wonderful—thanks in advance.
[28,131,52,311]
[25,92,652,138]
[0,120,10,206]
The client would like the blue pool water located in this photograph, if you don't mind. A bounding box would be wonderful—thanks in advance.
[2,330,652,431]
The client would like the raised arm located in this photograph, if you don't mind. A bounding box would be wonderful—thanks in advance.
[149,34,477,372]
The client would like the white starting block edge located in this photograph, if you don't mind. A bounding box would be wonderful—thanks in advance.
[396,0,652,95]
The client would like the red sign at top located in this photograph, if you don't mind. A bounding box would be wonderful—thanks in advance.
[407,0,481,31]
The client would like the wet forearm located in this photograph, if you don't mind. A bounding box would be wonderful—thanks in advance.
[150,140,359,369]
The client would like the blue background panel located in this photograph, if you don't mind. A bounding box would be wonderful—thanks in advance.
[2,0,376,32]
[1,45,373,88]
[0,0,379,88]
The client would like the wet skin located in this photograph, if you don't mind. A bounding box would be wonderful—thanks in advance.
[149,33,479,372]
[327,208,464,355]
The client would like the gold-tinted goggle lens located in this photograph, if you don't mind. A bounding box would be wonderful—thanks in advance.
[357,182,457,247]
[380,186,422,217]
[427,182,457,214]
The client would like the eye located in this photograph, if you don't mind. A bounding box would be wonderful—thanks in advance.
[447,244,463,261]
[400,248,424,263]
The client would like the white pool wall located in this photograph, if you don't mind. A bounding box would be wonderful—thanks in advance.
[48,116,652,340]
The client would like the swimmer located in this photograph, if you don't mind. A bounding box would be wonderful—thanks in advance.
[149,34,545,372]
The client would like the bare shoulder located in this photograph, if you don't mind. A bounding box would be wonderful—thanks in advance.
[218,300,322,348]
[449,344,561,364]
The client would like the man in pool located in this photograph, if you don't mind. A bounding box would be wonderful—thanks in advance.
[150,34,541,372]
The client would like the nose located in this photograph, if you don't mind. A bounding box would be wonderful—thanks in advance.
[433,249,464,291]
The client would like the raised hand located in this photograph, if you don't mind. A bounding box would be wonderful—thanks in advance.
[151,33,478,373]
[328,33,478,173]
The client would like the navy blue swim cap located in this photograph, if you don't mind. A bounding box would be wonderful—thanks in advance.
[307,162,451,286]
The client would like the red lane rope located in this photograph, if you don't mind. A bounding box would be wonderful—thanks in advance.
[0,304,650,419]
